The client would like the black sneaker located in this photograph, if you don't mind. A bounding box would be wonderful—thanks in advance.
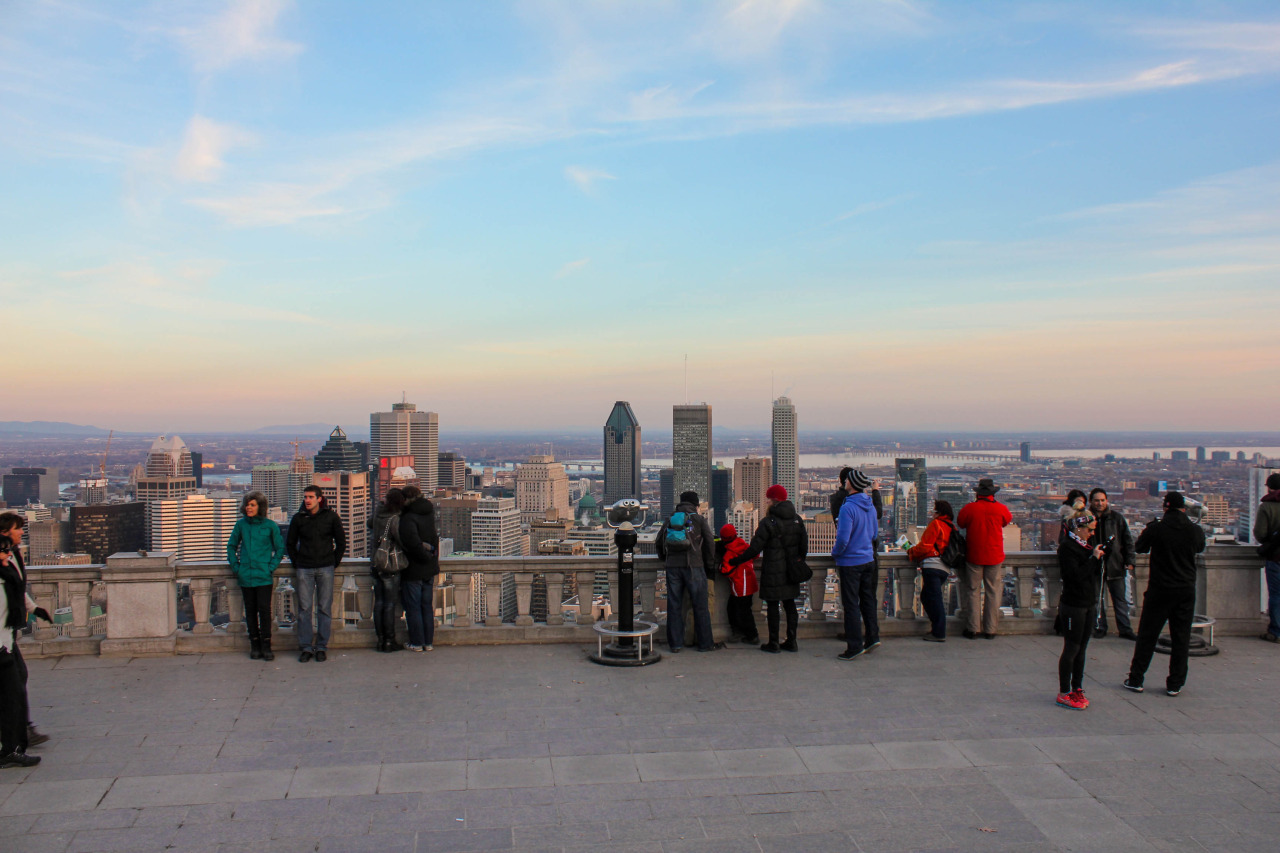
[298,651,313,663]
[982,632,996,640]
[864,640,881,653]
[962,630,977,640]
[779,638,798,653]
[315,650,328,662]
[0,751,40,768]
[1122,679,1143,693]
[837,648,864,661]
[759,642,781,654]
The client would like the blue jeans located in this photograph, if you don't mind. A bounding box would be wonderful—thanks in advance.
[920,567,948,638]
[665,564,713,651]
[402,578,436,647]
[1266,561,1280,636]
[837,562,878,653]
[295,566,334,652]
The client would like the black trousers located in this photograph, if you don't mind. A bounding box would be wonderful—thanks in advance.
[765,598,797,644]
[373,572,401,640]
[0,649,28,754]
[726,594,758,641]
[240,585,273,643]
[837,562,879,653]
[13,642,30,727]
[1128,586,1196,691]
[1058,604,1096,693]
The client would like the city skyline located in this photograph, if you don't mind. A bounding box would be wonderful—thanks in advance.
[5,1,1280,430]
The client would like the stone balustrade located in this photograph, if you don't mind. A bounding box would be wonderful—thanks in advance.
[18,545,1268,657]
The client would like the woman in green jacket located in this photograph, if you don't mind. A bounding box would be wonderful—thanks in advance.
[226,491,284,661]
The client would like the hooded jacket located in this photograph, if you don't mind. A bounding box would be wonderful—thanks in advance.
[1254,491,1280,559]
[399,496,440,582]
[286,502,347,569]
[907,516,953,566]
[1094,508,1136,579]
[730,501,807,602]
[1058,533,1104,609]
[657,502,716,572]
[1136,509,1206,591]
[832,492,878,566]
[226,515,284,587]
[717,525,758,597]
[956,496,1012,566]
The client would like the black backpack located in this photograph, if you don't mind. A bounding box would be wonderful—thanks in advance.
[938,521,967,571]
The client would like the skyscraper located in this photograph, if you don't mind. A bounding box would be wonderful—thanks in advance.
[515,455,570,526]
[895,458,928,530]
[189,451,204,487]
[659,468,675,520]
[437,452,466,489]
[70,503,145,562]
[603,401,642,505]
[370,400,439,490]
[711,465,732,532]
[311,471,370,559]
[472,497,526,556]
[673,404,712,506]
[436,493,482,551]
[771,396,798,509]
[1245,467,1280,545]
[936,479,968,514]
[1196,446,1207,463]
[1019,442,1032,463]
[314,426,363,472]
[135,436,197,545]
[148,494,239,561]
[733,456,772,514]
[2,467,59,506]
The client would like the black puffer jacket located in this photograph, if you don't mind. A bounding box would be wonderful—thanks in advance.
[1057,534,1103,609]
[730,500,808,602]
[1136,509,1206,590]
[287,506,347,568]
[1094,509,1136,579]
[399,497,440,582]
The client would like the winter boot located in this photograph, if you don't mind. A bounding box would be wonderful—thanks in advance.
[249,639,263,660]
[261,638,275,661]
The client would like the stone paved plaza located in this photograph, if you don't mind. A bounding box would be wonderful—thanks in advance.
[3,633,1279,853]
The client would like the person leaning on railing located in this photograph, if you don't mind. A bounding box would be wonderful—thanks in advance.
[226,491,284,661]
[907,500,955,643]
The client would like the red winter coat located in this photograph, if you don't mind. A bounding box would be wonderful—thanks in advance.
[720,535,759,597]
[956,496,1012,566]
[907,516,952,563]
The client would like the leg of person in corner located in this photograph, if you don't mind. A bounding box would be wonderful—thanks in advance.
[837,566,863,654]
[0,650,34,763]
[688,571,716,651]
[1264,560,1280,639]
[1071,607,1097,693]
[858,562,880,649]
[781,598,799,650]
[1165,590,1196,693]
[920,568,947,639]
[313,567,335,656]
[963,563,984,636]
[1058,605,1089,694]
[295,567,316,656]
[665,567,687,651]
[402,579,424,648]
[981,564,1001,636]
[765,599,781,648]
[421,577,436,648]
[255,586,275,660]
[1110,574,1135,638]
[1127,589,1172,689]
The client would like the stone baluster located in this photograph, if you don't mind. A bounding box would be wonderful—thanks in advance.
[355,574,375,629]
[29,581,59,640]
[514,572,534,626]
[808,569,828,620]
[330,571,350,633]
[1041,560,1062,622]
[225,583,247,635]
[68,581,93,638]
[637,566,656,619]
[608,569,620,617]
[485,572,503,626]
[451,572,472,627]
[1013,563,1037,618]
[190,577,213,634]
[545,572,565,626]
[895,566,918,620]
[576,570,597,623]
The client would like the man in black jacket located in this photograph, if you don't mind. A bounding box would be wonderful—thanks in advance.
[1089,489,1137,640]
[656,491,719,653]
[398,485,440,651]
[286,486,346,662]
[1123,492,1207,696]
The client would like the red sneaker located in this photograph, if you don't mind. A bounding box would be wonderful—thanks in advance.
[1069,689,1090,709]
[1056,692,1086,710]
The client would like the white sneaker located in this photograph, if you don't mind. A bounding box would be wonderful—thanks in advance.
[405,644,424,652]
[424,644,434,651]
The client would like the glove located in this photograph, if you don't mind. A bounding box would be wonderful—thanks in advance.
[32,607,52,623]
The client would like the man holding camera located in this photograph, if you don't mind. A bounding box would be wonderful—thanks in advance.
[1123,492,1206,697]
[1088,488,1137,640]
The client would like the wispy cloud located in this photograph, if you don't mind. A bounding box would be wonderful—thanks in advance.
[174,115,256,182]
[835,193,916,221]
[173,0,303,73]
[564,165,616,194]
[554,258,590,279]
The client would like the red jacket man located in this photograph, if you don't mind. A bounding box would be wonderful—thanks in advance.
[955,479,1013,638]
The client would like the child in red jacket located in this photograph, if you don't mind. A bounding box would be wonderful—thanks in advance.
[718,524,760,644]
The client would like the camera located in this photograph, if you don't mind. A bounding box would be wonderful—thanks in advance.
[0,538,11,555]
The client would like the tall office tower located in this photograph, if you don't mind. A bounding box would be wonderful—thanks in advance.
[70,503,145,562]
[728,501,759,539]
[78,477,108,506]
[190,451,204,487]
[733,456,772,514]
[311,471,371,559]
[1020,442,1032,463]
[1211,451,1230,463]
[1202,495,1229,528]
[1171,450,1190,462]
[472,497,526,556]
[438,452,466,489]
[529,514,575,554]
[771,396,798,509]
[893,481,918,536]
[252,464,295,510]
[374,455,418,503]
[148,494,239,561]
[27,518,69,561]
[1245,467,1280,545]
[135,436,197,502]
[673,404,712,507]
[314,426,363,472]
[436,493,482,552]
[895,458,928,530]
[603,401,642,505]
[711,465,732,532]
[370,400,438,491]
[515,455,570,526]
[1196,446,1207,463]
[936,479,968,514]
[659,468,675,520]
[1238,451,1248,463]
[352,441,371,470]
[3,467,59,506]
[805,513,836,555]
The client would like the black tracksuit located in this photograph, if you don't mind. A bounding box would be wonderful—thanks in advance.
[1057,534,1103,694]
[1127,510,1207,692]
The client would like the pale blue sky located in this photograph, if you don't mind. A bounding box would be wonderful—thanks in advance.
[3,1,1278,433]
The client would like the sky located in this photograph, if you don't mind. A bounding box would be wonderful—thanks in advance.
[3,0,1279,434]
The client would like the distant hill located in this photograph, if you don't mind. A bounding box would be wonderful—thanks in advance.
[0,421,110,436]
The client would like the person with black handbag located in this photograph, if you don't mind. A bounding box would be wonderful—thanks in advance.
[729,485,808,654]
[369,488,408,652]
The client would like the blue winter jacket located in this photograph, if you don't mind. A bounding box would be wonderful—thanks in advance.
[832,492,878,566]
